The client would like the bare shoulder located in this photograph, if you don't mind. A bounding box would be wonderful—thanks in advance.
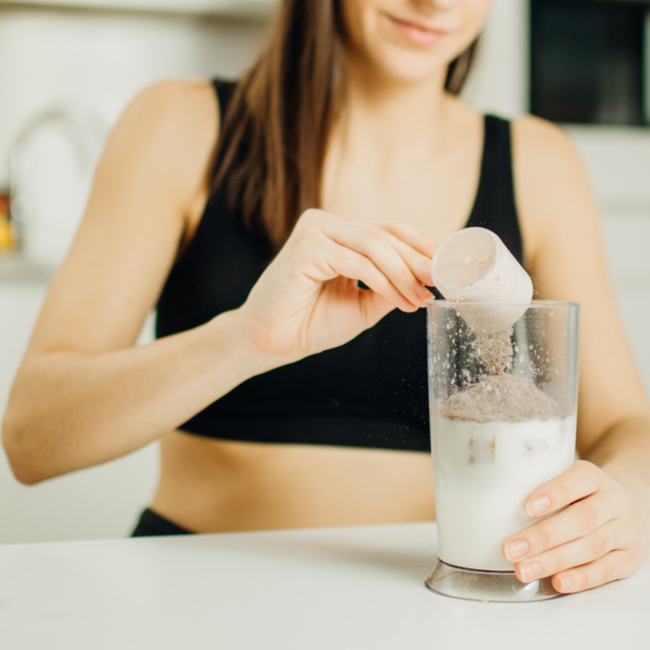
[131,77,217,107]
[509,117,650,443]
[511,114,584,178]
[509,115,599,266]
[26,78,221,355]
[105,77,220,199]
[121,77,219,136]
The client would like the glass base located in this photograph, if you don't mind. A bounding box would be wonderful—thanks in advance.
[425,559,562,602]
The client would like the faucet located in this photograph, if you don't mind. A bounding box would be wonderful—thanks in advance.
[8,102,107,259]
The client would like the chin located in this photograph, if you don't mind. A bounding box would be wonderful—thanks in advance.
[361,39,462,86]
[375,49,453,84]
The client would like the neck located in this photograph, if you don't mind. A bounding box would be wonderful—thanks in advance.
[337,55,451,156]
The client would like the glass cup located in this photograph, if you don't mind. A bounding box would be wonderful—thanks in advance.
[425,301,580,602]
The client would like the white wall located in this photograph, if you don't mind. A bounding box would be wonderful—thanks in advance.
[0,5,268,266]
[565,126,650,395]
[0,5,267,189]
[461,0,529,118]
[0,5,267,543]
[600,218,650,394]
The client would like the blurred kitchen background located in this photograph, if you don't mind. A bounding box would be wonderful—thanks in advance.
[0,0,649,544]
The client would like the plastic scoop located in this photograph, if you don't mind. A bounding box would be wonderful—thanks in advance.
[430,227,533,332]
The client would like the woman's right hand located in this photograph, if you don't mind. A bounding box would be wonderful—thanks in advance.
[234,209,437,365]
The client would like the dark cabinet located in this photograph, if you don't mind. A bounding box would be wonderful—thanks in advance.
[530,0,649,125]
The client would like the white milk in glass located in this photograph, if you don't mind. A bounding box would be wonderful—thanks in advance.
[433,413,576,571]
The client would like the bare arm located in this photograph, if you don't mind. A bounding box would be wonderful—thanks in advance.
[500,116,650,592]
[1,79,266,483]
[2,79,436,485]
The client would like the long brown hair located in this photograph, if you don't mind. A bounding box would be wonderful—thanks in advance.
[212,0,478,249]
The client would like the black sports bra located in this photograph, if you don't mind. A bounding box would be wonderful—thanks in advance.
[155,80,523,453]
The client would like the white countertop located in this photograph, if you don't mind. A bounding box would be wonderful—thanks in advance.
[0,522,648,649]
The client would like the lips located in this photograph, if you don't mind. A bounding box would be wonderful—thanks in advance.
[388,15,448,46]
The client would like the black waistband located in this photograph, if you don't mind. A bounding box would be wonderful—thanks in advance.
[131,508,193,537]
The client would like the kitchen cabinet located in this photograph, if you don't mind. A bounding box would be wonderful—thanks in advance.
[3,0,276,18]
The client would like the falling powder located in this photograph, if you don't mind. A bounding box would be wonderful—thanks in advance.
[472,327,515,375]
[440,326,563,423]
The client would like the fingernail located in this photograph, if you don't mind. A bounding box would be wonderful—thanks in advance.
[519,561,542,583]
[527,495,551,517]
[558,575,574,591]
[505,539,529,562]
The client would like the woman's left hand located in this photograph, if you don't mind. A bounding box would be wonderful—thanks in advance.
[502,460,650,593]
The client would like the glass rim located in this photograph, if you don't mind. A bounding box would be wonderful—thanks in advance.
[427,299,580,308]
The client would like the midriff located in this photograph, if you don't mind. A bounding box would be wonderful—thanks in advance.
[150,429,436,533]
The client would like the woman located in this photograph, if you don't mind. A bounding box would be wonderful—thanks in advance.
[3,0,650,595]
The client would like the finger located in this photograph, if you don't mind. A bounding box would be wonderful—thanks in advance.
[321,222,431,308]
[380,231,435,288]
[552,549,633,594]
[524,460,605,518]
[503,488,617,562]
[296,211,435,291]
[513,519,623,583]
[321,239,420,312]
[377,219,439,260]
[285,226,419,311]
